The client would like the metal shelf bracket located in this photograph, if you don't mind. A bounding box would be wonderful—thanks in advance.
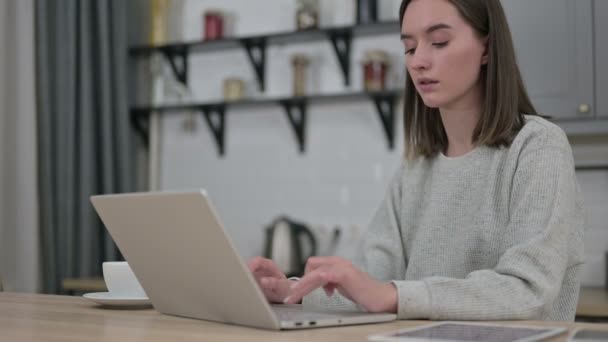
[327,29,353,86]
[370,93,397,149]
[279,99,307,153]
[160,46,189,85]
[130,110,150,147]
[240,38,267,91]
[200,105,227,156]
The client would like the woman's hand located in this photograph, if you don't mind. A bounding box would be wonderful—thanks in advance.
[283,256,398,313]
[247,256,296,303]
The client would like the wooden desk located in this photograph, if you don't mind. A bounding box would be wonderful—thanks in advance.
[57,280,608,319]
[1,293,608,341]
[56,282,608,319]
[577,287,608,318]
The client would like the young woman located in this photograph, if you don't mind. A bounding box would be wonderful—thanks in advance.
[248,0,584,321]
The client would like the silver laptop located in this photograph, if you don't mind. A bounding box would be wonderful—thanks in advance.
[90,190,396,330]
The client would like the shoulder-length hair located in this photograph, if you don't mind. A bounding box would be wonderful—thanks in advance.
[399,0,538,159]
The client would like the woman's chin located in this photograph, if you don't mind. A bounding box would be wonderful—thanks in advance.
[420,96,443,109]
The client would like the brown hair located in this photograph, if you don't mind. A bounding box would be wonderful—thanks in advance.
[399,0,538,159]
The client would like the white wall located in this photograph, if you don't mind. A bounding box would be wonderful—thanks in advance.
[155,0,404,260]
[153,0,608,286]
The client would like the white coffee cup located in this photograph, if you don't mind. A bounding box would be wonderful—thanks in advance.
[102,261,147,298]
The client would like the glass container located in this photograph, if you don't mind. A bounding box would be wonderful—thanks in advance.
[363,50,389,92]
[296,0,319,31]
[292,54,310,96]
[204,10,224,40]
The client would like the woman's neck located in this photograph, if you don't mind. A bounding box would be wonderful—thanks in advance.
[439,89,483,157]
[440,108,479,157]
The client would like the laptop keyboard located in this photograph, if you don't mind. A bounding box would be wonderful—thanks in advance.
[272,305,359,322]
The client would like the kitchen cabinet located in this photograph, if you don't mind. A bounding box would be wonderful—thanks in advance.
[502,0,594,120]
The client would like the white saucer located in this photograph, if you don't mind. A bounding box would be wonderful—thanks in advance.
[83,292,152,306]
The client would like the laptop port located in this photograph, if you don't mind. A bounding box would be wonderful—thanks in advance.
[295,322,302,326]
[309,321,316,326]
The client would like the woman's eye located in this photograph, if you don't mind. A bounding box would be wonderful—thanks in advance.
[405,41,447,55]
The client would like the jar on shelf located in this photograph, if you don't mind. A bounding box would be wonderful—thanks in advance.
[223,78,245,102]
[150,0,169,45]
[203,10,224,40]
[356,0,378,24]
[292,54,310,96]
[295,0,319,31]
[362,50,389,92]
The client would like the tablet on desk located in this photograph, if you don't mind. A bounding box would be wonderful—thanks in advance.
[368,322,567,342]
[569,328,608,342]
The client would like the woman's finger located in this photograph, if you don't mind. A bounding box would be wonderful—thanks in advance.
[284,267,332,304]
[247,256,265,271]
[248,257,284,278]
[304,256,347,275]
[323,283,337,297]
[260,277,292,303]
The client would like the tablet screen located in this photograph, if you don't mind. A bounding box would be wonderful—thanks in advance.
[571,329,608,341]
[370,322,566,342]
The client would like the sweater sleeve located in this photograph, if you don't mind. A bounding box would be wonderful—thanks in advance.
[393,146,585,320]
[302,162,408,312]
[353,161,408,281]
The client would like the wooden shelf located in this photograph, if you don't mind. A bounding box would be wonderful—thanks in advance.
[128,21,400,88]
[129,21,400,56]
[130,89,403,156]
[128,21,403,155]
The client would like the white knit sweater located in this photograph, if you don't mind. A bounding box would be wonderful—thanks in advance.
[303,115,585,321]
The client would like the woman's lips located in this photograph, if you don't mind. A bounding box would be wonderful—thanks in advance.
[417,78,439,93]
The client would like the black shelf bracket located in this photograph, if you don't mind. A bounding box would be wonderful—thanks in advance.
[370,93,397,149]
[279,99,307,153]
[130,110,150,147]
[241,38,267,91]
[161,46,189,85]
[200,105,226,156]
[327,29,353,86]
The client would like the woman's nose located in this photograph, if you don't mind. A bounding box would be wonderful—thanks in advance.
[408,46,431,71]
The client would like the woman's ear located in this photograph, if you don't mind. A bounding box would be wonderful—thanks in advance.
[481,36,489,65]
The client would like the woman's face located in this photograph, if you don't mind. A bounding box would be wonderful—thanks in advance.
[401,0,488,110]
